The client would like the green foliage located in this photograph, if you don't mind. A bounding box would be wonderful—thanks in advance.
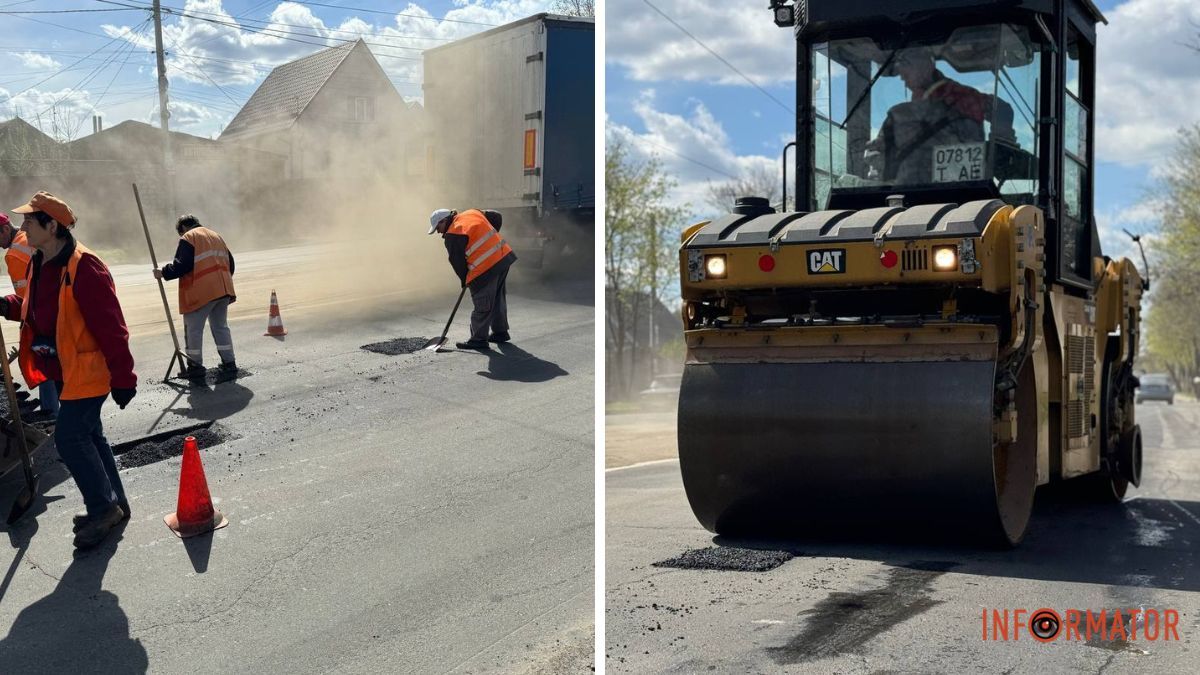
[1144,125,1200,392]
[605,138,688,399]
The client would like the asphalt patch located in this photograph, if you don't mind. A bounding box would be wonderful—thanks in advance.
[361,337,429,355]
[114,422,239,470]
[652,546,795,572]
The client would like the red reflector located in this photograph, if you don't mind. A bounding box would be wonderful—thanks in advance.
[880,250,898,268]
[758,254,776,272]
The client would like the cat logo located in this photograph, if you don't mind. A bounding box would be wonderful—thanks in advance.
[807,248,846,275]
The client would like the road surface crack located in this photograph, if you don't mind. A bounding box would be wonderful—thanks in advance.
[130,534,320,636]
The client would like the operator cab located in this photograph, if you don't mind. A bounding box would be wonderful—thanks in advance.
[776,0,1106,290]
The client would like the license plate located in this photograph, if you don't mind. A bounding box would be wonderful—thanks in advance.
[932,143,986,183]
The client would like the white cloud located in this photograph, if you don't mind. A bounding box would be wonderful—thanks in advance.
[606,0,790,86]
[0,86,98,140]
[606,93,777,218]
[100,0,558,101]
[1096,198,1161,262]
[605,0,1200,169]
[10,51,61,70]
[1094,0,1200,166]
[150,100,224,129]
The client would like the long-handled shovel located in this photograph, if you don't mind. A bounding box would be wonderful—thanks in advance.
[422,287,467,352]
[1,327,38,524]
[133,183,190,382]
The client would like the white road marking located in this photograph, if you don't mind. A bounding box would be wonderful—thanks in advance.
[605,458,680,473]
[1168,500,1200,527]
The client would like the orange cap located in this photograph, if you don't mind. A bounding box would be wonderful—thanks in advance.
[12,191,76,227]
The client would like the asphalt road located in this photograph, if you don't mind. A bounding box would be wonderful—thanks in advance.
[606,401,1200,673]
[0,259,594,673]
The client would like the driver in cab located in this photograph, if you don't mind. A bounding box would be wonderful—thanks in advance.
[865,47,1014,184]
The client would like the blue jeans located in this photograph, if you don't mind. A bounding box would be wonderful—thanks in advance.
[55,394,126,517]
[38,380,59,414]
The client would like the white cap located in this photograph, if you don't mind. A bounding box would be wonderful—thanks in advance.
[428,208,453,235]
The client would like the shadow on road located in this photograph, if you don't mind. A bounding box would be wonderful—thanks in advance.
[182,530,214,574]
[477,343,569,383]
[169,381,254,421]
[0,523,148,673]
[713,493,1200,593]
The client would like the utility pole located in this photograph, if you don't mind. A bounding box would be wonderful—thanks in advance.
[152,0,176,216]
[648,215,657,382]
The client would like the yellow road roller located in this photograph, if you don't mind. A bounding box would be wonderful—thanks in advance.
[678,0,1144,545]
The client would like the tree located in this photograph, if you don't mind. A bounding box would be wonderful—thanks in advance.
[606,138,686,400]
[551,0,595,18]
[705,162,784,215]
[1143,125,1200,394]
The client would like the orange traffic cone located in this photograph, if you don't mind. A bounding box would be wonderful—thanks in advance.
[164,436,229,538]
[265,289,287,337]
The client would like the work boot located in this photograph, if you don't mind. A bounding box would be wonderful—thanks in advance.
[487,332,511,344]
[183,363,207,381]
[74,501,131,531]
[73,504,127,549]
[218,361,238,374]
[455,340,489,350]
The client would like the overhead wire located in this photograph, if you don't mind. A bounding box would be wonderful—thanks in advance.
[4,16,150,101]
[70,20,153,137]
[153,1,456,42]
[640,0,794,116]
[272,0,499,27]
[631,134,741,181]
[0,6,141,14]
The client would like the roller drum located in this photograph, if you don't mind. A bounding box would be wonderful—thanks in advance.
[678,360,1034,545]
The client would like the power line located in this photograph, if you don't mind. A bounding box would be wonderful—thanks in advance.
[640,0,793,116]
[98,0,448,53]
[279,1,499,27]
[4,17,149,100]
[162,24,249,107]
[0,7,141,14]
[71,22,152,137]
[632,134,740,181]
[158,8,423,60]
[152,1,456,43]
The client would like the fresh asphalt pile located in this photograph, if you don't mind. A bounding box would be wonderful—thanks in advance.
[652,546,796,572]
[115,422,238,470]
[361,337,429,355]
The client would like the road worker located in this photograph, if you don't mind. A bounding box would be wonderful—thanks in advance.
[154,214,237,380]
[0,191,137,549]
[428,208,516,350]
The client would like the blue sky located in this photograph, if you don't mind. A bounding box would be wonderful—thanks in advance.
[0,1,560,139]
[606,0,1199,261]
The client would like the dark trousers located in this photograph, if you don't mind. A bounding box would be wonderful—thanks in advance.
[55,393,126,517]
[468,266,510,342]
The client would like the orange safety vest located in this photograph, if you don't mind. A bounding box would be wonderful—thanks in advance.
[5,231,34,298]
[17,243,113,400]
[448,209,513,285]
[179,226,235,314]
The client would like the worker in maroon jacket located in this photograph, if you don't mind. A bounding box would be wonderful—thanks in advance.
[1,191,137,549]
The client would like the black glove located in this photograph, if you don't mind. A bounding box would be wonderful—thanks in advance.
[111,387,136,409]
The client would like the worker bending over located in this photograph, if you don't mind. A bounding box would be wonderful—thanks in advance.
[154,214,237,380]
[428,208,516,350]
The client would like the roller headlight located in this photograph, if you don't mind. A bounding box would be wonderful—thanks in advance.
[933,246,958,272]
[705,254,727,279]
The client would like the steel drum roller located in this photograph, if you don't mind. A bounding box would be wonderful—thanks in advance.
[678,359,1036,544]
